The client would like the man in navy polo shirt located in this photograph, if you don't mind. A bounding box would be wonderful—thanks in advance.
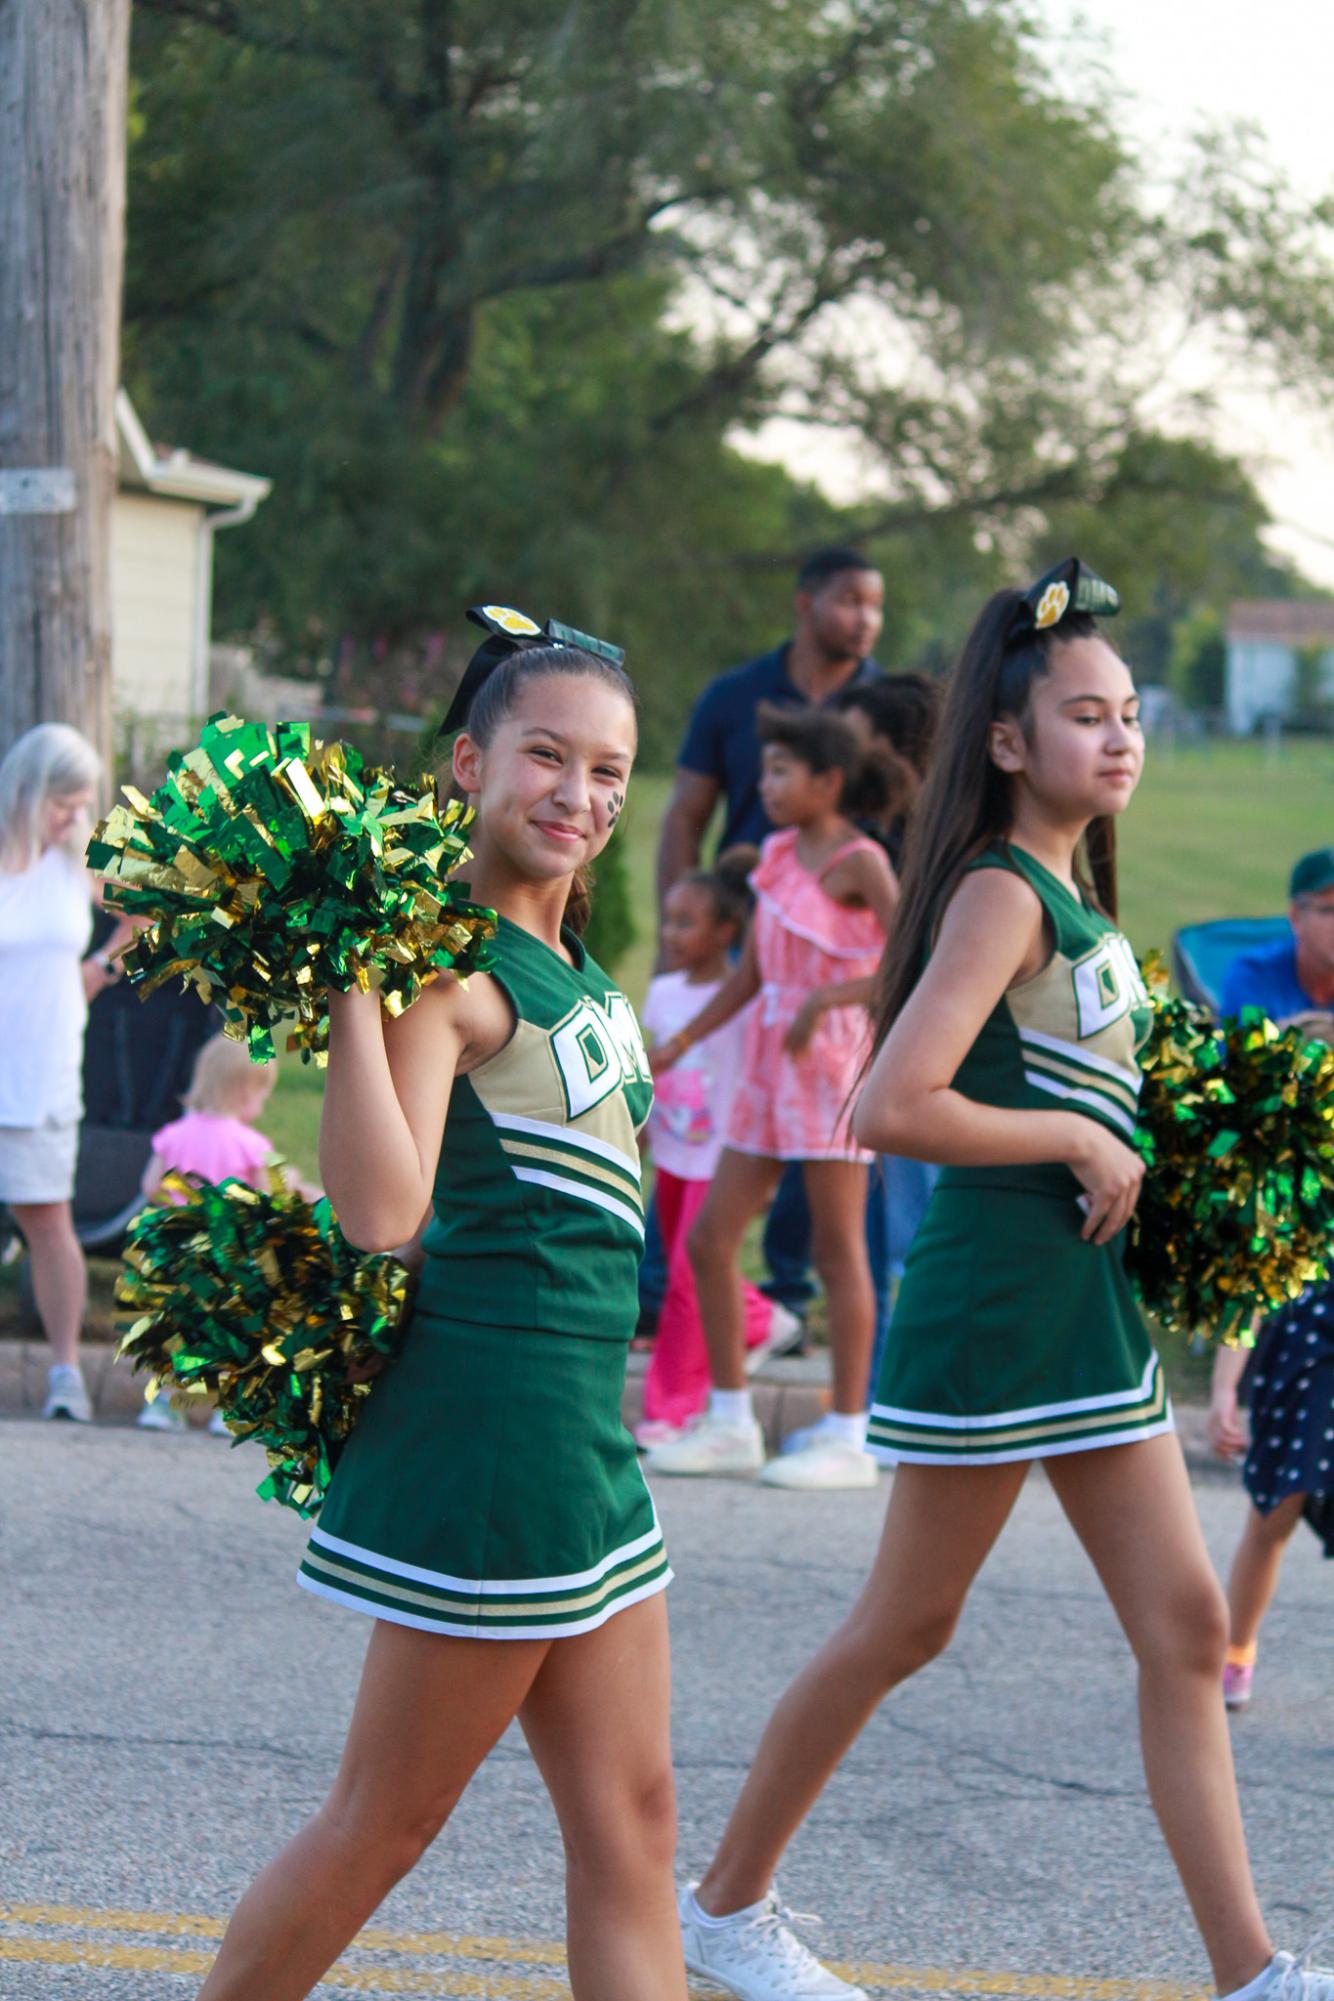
[1221,847,1334,1023]
[656,548,883,895]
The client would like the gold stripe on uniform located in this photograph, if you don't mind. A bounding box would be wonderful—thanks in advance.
[498,1137,643,1208]
[870,1370,1166,1452]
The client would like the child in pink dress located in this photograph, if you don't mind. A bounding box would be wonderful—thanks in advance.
[647,705,898,1489]
[638,853,799,1446]
[137,1033,281,1433]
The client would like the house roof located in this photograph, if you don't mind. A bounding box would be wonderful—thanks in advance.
[115,389,271,514]
[1227,599,1334,646]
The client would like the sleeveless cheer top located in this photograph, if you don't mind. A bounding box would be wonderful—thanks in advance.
[419,914,653,1339]
[952,842,1152,1147]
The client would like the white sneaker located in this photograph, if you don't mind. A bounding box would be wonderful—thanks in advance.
[138,1393,188,1432]
[760,1437,876,1490]
[645,1412,764,1477]
[677,1883,867,2000]
[1250,1947,1334,2001]
[42,1364,92,1424]
[207,1407,230,1437]
[634,1418,683,1451]
[746,1303,806,1374]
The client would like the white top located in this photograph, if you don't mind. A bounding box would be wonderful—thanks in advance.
[0,847,93,1126]
[641,970,751,1182]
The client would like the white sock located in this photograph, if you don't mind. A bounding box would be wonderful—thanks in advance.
[710,1388,754,1428]
[820,1410,867,1446]
[688,1886,768,1927]
[1220,1956,1282,2001]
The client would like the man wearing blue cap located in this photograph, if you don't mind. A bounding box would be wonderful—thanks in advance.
[1220,847,1334,1024]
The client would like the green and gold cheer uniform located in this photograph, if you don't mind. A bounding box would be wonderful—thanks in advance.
[867,843,1173,1467]
[299,915,671,1639]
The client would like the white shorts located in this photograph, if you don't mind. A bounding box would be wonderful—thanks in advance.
[0,1119,79,1204]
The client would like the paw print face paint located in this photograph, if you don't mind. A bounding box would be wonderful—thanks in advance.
[607,790,625,828]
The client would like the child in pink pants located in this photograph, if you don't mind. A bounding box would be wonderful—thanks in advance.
[638,853,790,1444]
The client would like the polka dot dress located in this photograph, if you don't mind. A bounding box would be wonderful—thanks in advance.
[1244,1284,1334,1557]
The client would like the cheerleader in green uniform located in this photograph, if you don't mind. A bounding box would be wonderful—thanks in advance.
[676,563,1334,2001]
[199,611,685,2001]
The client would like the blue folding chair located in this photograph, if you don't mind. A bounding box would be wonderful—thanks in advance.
[1170,916,1291,1013]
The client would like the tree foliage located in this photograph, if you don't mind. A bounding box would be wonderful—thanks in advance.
[123,0,1334,757]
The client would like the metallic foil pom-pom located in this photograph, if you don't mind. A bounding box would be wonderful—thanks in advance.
[117,1171,411,1516]
[88,713,496,1061]
[1129,962,1334,1345]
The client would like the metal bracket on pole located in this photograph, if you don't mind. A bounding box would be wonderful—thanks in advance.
[0,469,77,514]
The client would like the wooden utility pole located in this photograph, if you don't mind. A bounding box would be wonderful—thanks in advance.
[0,0,131,769]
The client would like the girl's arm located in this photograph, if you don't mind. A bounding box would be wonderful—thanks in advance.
[319,979,468,1250]
[1207,1332,1252,1461]
[782,845,898,1051]
[140,1150,168,1201]
[649,929,761,1075]
[852,868,1144,1246]
[823,843,900,931]
[782,974,876,1053]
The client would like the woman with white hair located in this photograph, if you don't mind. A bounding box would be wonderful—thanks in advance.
[0,723,130,1421]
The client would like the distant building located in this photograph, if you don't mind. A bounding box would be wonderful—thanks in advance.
[112,390,270,757]
[1225,600,1334,733]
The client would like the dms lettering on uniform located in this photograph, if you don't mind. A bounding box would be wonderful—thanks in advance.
[552,994,651,1119]
[1073,935,1147,1039]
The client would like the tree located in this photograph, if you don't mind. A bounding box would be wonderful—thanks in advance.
[121,1,1334,745]
[0,0,131,767]
[1167,609,1227,715]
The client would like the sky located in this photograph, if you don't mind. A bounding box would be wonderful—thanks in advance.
[1039,0,1334,585]
[752,1,1334,589]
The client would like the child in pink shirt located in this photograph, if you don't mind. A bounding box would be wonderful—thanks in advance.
[637,854,798,1445]
[137,1033,279,1433]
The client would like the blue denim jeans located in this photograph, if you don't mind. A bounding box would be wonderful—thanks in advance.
[760,1162,816,1312]
[865,1155,939,1399]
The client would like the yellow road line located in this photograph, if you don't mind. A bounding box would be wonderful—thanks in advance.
[0,1902,1211,2001]
[0,1937,568,1997]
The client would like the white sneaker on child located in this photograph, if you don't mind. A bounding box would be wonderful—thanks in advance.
[760,1437,876,1490]
[207,1407,230,1437]
[138,1391,188,1432]
[677,1882,868,2000]
[645,1412,764,1477]
[745,1303,806,1374]
[43,1365,92,1423]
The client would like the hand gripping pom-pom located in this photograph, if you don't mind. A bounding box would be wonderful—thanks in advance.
[117,1172,411,1516]
[87,713,496,1061]
[1127,959,1334,1345]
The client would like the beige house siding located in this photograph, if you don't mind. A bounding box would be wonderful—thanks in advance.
[110,490,205,726]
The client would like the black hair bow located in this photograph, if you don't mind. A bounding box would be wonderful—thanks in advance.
[1008,558,1120,644]
[440,604,628,735]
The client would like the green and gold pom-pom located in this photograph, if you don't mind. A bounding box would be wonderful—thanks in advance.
[117,1171,410,1516]
[88,712,496,1062]
[1128,962,1334,1344]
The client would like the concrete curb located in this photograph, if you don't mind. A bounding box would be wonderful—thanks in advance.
[0,1338,836,1446]
[1,1338,1222,1475]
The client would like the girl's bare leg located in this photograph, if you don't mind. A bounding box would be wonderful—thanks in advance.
[802,1160,872,1416]
[687,1149,785,1392]
[1225,1494,1305,1650]
[521,1594,687,2001]
[1046,1436,1272,1995]
[198,1622,548,2001]
[12,1200,85,1368]
[696,1460,1028,1916]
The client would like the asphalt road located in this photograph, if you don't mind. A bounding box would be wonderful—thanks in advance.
[2,1417,1331,1999]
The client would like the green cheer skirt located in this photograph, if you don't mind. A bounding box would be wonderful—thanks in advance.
[298,1307,670,1640]
[867,1166,1173,1467]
